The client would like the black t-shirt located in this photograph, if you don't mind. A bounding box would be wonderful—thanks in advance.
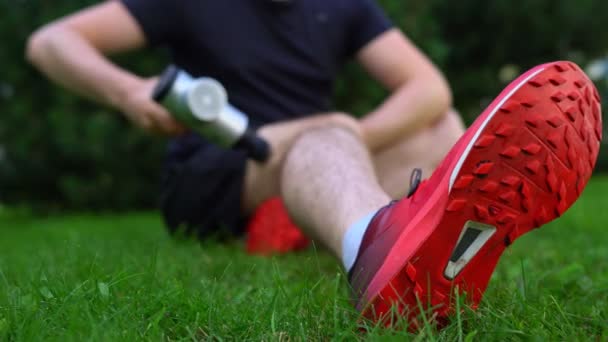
[121,0,392,159]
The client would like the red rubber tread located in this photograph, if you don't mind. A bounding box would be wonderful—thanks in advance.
[359,61,602,330]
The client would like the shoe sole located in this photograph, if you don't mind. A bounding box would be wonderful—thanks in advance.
[361,61,602,328]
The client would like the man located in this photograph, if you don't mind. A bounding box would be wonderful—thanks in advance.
[27,0,601,329]
[27,0,463,238]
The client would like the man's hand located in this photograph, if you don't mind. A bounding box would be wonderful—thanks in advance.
[118,77,186,136]
[26,2,187,136]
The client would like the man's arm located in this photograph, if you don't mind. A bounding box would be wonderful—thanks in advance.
[26,1,183,135]
[357,29,452,152]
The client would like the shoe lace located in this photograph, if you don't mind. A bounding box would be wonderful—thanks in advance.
[406,168,423,198]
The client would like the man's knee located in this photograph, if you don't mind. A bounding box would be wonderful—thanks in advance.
[325,112,363,139]
[290,123,356,156]
[294,112,361,148]
[243,112,362,213]
[283,114,366,175]
[287,113,361,154]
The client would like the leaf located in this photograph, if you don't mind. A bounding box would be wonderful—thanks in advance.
[98,282,110,298]
[464,330,478,342]
[145,307,167,333]
[39,287,54,300]
[0,318,8,337]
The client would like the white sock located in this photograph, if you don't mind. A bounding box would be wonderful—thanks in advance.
[341,210,378,272]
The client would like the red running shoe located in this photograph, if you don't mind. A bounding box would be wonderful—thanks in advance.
[246,197,310,255]
[349,61,602,329]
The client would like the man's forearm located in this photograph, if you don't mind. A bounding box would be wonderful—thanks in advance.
[26,25,142,109]
[360,74,452,152]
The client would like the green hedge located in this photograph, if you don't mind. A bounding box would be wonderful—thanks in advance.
[1,0,608,210]
[0,0,169,210]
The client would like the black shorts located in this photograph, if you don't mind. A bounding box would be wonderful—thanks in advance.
[160,142,248,240]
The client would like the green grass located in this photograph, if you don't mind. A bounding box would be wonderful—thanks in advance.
[1,178,608,341]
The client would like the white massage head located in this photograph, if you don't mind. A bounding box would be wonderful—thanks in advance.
[187,78,227,122]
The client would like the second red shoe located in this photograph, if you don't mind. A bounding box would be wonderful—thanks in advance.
[246,197,310,255]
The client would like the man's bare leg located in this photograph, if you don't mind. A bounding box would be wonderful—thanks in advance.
[280,124,390,259]
[242,110,465,215]
[374,109,465,198]
[241,113,361,215]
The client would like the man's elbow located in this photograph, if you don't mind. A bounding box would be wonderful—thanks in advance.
[433,75,453,115]
[26,28,47,65]
[26,25,60,66]
[423,73,453,123]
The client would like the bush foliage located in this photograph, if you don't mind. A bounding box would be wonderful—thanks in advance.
[1,0,608,210]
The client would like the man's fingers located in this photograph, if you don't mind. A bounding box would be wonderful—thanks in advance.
[137,115,156,133]
[149,104,186,136]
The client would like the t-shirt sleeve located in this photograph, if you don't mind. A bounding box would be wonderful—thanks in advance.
[121,0,180,46]
[346,0,393,57]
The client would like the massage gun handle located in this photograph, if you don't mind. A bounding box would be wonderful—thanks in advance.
[152,65,180,102]
[152,65,271,162]
[235,129,271,162]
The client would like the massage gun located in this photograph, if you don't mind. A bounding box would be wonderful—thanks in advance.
[152,65,270,162]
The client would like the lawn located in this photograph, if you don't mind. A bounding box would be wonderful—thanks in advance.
[1,177,607,341]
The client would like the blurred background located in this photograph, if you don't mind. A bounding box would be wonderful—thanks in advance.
[1,0,608,212]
